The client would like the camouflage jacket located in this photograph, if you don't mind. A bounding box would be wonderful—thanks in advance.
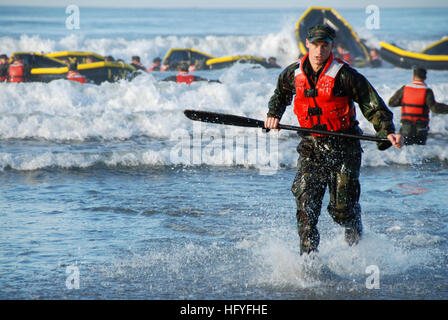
[267,56,396,150]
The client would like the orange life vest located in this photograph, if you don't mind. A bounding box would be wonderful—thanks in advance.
[188,65,196,72]
[400,80,429,123]
[148,63,161,72]
[339,50,353,66]
[67,71,87,84]
[160,64,168,72]
[8,62,26,83]
[293,52,354,137]
[176,71,194,85]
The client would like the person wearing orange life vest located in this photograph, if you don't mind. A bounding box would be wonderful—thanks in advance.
[264,24,403,255]
[160,64,168,72]
[161,62,210,84]
[188,59,202,72]
[188,64,196,73]
[0,54,9,82]
[335,43,354,66]
[8,57,27,83]
[66,63,87,84]
[148,57,162,72]
[388,67,448,145]
[176,63,195,84]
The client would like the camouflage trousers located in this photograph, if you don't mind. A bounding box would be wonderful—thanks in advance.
[400,119,429,145]
[291,136,363,255]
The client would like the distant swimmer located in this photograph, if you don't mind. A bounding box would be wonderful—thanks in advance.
[388,67,448,145]
[188,60,199,72]
[160,63,169,72]
[369,48,382,68]
[266,56,281,68]
[148,57,162,72]
[0,54,9,82]
[8,56,27,83]
[162,63,219,84]
[85,55,95,64]
[66,62,87,84]
[130,56,148,72]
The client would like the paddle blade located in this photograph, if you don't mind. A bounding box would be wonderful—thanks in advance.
[184,109,265,128]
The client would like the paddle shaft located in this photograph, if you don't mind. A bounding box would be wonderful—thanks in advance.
[184,109,389,143]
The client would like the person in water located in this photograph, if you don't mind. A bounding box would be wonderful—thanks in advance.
[85,56,95,64]
[148,57,162,72]
[388,67,448,145]
[188,60,202,72]
[0,54,9,82]
[266,56,281,68]
[369,48,382,68]
[162,62,218,84]
[264,24,403,255]
[130,56,148,72]
[66,62,87,84]
[8,56,28,83]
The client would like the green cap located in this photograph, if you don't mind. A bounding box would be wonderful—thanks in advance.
[307,24,336,43]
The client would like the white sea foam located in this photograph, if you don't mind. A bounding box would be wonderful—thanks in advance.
[1,31,448,171]
[1,63,448,171]
[318,230,431,277]
[243,223,436,290]
[0,30,299,68]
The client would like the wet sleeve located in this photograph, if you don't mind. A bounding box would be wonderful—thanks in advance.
[426,89,448,114]
[266,63,298,120]
[388,86,405,107]
[341,66,396,150]
[0,64,8,77]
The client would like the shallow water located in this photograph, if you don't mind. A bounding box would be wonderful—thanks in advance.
[1,164,447,299]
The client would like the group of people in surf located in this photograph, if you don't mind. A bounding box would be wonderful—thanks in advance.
[128,56,221,84]
[128,54,280,84]
[0,43,376,86]
[1,41,446,146]
[0,54,27,83]
[0,52,225,84]
[0,53,92,84]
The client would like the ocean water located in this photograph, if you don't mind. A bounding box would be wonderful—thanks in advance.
[0,6,447,300]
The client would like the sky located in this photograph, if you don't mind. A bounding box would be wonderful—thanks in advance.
[1,0,448,8]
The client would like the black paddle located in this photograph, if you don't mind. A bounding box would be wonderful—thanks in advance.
[184,109,389,143]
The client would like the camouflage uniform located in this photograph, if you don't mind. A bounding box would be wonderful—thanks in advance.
[267,56,396,255]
